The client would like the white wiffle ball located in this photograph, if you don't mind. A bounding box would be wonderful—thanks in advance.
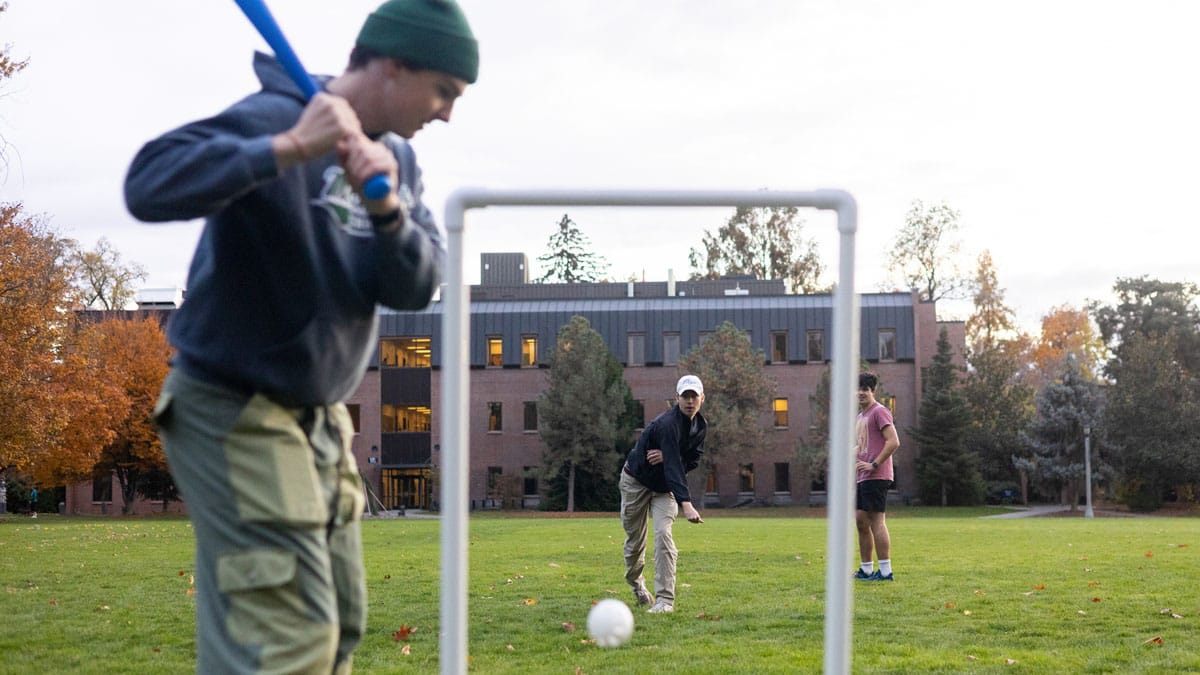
[587,598,635,647]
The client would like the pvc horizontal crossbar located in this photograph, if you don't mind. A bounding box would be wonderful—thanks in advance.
[439,188,860,675]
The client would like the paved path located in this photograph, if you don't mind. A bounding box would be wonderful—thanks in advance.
[982,505,1073,518]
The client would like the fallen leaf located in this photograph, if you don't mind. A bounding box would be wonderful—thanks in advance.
[1088,581,1101,587]
[49,598,57,606]
[522,598,538,606]
[562,622,576,631]
[1078,556,1088,561]
[178,571,186,576]
[1172,613,1183,619]
[1032,584,1046,590]
[392,625,416,641]
[963,610,972,616]
[1145,551,1154,558]
[401,644,412,656]
[1159,608,1173,615]
[1022,591,1036,597]
[1078,610,1087,615]
[974,590,986,596]
[966,655,977,661]
[186,588,196,596]
[1005,658,1018,665]
[506,644,515,651]
[694,612,722,621]
[1092,597,1102,603]
[1143,636,1164,645]
[384,575,391,580]
[1175,543,1189,548]
[679,583,692,588]
[945,603,956,609]
[548,562,560,568]
[96,605,111,611]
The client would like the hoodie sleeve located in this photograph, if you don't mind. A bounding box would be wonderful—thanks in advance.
[124,95,290,223]
[369,136,445,311]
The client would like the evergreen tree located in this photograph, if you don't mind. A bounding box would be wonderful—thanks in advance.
[913,328,983,505]
[537,316,631,511]
[1103,333,1200,511]
[536,214,609,283]
[1014,356,1103,508]
[677,322,774,502]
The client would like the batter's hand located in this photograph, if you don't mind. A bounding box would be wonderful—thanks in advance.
[337,134,400,211]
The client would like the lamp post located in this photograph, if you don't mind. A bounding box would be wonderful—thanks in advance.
[1083,426,1094,518]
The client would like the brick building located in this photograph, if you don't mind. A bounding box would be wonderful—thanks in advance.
[65,259,963,515]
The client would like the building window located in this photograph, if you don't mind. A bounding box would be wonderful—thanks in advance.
[381,337,432,368]
[738,463,755,493]
[523,401,538,432]
[705,464,718,495]
[382,405,431,432]
[631,400,645,429]
[773,398,789,428]
[663,333,680,366]
[627,333,645,366]
[487,466,503,499]
[879,328,897,362]
[880,394,896,414]
[774,462,790,494]
[92,465,113,503]
[811,470,827,493]
[523,466,538,497]
[488,402,503,432]
[346,404,361,433]
[521,336,538,367]
[772,332,788,363]
[486,337,503,367]
[806,330,824,362]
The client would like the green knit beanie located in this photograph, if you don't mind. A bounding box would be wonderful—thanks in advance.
[356,0,479,83]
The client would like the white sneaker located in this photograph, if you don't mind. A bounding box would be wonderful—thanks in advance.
[647,600,674,613]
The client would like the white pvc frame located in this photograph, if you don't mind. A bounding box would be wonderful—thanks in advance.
[439,188,860,674]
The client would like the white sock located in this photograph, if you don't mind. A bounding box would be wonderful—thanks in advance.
[860,561,873,574]
[879,559,892,576]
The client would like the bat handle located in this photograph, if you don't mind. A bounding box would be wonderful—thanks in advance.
[363,175,392,201]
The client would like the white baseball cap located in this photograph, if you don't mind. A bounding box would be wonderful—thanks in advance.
[676,375,704,396]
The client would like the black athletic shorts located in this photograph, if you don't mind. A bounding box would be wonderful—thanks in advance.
[856,479,893,513]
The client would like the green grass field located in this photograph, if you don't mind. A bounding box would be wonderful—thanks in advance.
[1,508,1196,674]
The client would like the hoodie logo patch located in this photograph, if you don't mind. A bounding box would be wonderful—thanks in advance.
[315,166,373,237]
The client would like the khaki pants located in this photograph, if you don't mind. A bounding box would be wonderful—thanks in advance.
[155,369,366,674]
[619,471,680,605]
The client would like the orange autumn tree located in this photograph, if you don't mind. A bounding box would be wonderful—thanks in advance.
[0,204,81,478]
[1029,305,1107,386]
[73,317,172,514]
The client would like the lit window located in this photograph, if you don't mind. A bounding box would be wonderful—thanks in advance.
[487,337,503,367]
[381,337,432,368]
[773,398,789,428]
[521,336,537,367]
[382,405,431,432]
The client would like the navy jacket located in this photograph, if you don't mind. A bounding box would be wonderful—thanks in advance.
[124,53,444,406]
[624,405,706,504]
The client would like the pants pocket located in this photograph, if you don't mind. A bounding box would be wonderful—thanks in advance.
[218,548,337,671]
[225,394,328,526]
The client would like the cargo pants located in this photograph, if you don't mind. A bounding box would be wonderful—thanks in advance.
[155,369,366,674]
[619,471,680,605]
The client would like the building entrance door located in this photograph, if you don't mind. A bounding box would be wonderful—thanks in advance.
[381,468,430,510]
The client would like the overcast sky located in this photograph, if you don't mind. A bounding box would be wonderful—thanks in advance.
[4,0,1198,332]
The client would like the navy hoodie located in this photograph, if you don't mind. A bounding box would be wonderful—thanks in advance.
[624,405,706,505]
[124,53,443,406]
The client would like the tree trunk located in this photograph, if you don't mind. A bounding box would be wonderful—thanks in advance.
[940,481,948,507]
[566,461,576,513]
